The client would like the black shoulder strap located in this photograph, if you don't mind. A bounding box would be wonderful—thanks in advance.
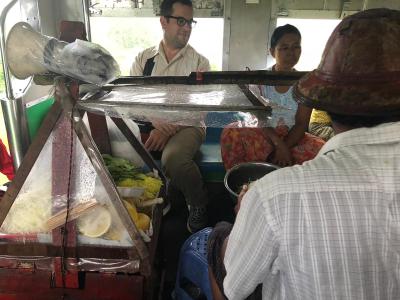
[143,56,156,76]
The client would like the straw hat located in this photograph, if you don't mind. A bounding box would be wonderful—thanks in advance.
[293,8,400,116]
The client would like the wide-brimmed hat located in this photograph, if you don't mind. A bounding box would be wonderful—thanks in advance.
[293,8,400,116]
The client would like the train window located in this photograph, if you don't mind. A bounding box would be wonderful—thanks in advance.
[187,18,224,71]
[276,18,341,71]
[90,16,223,74]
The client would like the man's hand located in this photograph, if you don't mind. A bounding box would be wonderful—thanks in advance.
[145,129,170,151]
[152,121,179,137]
[234,184,248,215]
[271,143,293,167]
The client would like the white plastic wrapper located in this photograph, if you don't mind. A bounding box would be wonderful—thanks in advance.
[6,22,120,86]
[82,114,145,168]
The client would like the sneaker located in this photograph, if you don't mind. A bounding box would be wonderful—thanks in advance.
[187,206,208,233]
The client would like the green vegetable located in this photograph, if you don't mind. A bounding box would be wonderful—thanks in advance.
[102,154,142,182]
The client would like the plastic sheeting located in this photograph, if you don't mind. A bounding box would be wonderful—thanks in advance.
[0,79,156,274]
[78,84,273,128]
[6,22,120,86]
[0,114,134,248]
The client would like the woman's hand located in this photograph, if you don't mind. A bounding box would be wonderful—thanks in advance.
[271,143,293,167]
[234,184,248,215]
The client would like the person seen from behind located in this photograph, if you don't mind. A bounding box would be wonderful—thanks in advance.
[208,8,400,299]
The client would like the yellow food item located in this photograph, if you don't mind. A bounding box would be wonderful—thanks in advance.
[122,200,150,231]
[77,206,112,238]
[123,200,138,221]
[118,178,137,187]
[118,174,162,200]
[102,223,123,241]
[135,213,151,231]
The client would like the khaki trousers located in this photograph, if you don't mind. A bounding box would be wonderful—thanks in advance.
[161,127,208,207]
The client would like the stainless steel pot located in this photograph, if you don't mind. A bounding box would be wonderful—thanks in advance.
[224,162,279,200]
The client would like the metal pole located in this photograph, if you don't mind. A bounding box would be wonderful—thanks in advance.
[222,0,231,71]
[0,0,30,169]
[82,0,92,41]
[1,0,17,100]
[362,0,369,10]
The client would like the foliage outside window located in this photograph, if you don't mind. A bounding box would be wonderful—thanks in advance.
[90,17,223,75]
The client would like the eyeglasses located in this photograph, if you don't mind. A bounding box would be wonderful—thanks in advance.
[166,16,197,28]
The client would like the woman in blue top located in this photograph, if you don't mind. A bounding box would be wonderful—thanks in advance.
[221,24,325,169]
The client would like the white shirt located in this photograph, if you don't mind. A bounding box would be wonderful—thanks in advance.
[130,42,210,76]
[224,121,400,300]
[260,85,298,128]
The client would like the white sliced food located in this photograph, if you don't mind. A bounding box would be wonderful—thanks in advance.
[77,205,111,238]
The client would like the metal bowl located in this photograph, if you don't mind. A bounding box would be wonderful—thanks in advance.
[224,162,279,200]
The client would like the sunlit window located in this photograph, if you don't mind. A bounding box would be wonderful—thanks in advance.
[276,18,341,71]
[90,16,223,74]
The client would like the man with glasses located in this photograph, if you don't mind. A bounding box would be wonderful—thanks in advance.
[130,0,210,234]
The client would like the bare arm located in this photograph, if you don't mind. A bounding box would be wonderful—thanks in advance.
[263,127,293,167]
[284,104,312,148]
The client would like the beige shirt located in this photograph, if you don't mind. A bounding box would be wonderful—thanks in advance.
[130,42,210,76]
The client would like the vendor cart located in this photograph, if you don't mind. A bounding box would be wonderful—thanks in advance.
[0,66,303,300]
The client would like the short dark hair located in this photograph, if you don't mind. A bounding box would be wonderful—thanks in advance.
[160,0,193,16]
[328,112,400,128]
[270,24,301,48]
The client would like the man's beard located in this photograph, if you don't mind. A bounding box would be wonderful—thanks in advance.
[168,33,190,49]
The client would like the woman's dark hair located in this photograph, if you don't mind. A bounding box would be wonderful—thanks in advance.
[160,0,193,16]
[329,112,400,128]
[270,24,301,48]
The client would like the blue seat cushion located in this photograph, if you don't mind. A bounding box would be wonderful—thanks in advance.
[196,127,226,182]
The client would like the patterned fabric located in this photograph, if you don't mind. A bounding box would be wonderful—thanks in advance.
[223,121,400,300]
[310,109,332,124]
[309,122,335,141]
[220,123,325,170]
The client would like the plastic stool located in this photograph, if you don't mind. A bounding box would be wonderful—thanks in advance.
[175,227,213,300]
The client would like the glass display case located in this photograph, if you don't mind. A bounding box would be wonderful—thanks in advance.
[0,70,303,299]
